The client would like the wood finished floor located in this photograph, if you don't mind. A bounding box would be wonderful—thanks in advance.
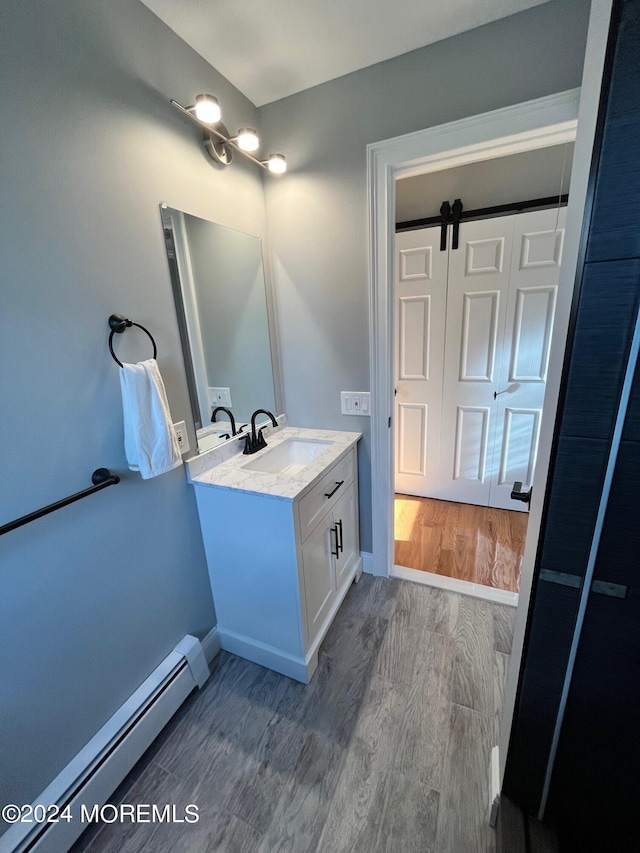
[395,495,529,594]
[72,576,515,853]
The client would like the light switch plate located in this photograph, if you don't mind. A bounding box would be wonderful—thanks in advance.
[208,386,232,406]
[341,391,371,416]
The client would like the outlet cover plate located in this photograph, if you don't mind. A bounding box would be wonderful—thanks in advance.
[341,391,371,416]
[173,420,190,454]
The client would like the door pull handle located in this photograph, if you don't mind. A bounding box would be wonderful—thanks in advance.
[494,383,520,400]
[337,519,344,553]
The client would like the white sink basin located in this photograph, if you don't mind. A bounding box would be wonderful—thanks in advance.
[242,438,333,475]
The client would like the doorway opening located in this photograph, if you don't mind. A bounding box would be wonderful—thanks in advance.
[368,90,581,604]
[392,143,574,602]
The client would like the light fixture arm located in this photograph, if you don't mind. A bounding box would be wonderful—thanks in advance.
[171,100,267,170]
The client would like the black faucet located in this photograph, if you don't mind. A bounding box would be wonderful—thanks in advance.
[243,409,278,455]
[211,406,237,437]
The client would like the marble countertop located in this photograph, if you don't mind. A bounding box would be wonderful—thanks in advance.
[186,425,361,501]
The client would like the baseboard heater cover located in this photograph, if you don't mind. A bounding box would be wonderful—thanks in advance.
[0,635,209,853]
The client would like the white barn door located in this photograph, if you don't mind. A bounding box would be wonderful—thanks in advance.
[489,208,565,509]
[438,216,515,505]
[394,208,565,510]
[394,227,448,496]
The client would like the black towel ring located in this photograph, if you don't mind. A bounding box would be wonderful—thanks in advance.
[108,313,157,368]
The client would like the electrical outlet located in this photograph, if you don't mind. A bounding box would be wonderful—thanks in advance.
[173,420,190,454]
[208,386,232,406]
[340,391,371,416]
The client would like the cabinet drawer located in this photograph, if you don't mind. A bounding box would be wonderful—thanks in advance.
[298,449,355,541]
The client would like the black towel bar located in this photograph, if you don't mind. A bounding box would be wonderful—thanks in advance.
[108,313,157,367]
[0,469,120,536]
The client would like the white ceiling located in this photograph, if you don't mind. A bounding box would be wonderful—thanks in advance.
[140,0,551,107]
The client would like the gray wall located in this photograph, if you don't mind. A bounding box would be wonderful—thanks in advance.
[396,142,575,223]
[0,0,269,810]
[258,0,591,552]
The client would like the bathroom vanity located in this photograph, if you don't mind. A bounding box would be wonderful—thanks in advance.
[187,424,362,682]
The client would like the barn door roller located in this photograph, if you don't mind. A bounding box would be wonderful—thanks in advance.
[439,200,451,251]
[451,198,463,250]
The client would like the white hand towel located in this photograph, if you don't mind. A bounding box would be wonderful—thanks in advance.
[119,358,183,479]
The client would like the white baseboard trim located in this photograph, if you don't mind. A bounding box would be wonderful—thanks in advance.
[361,550,386,576]
[391,564,519,606]
[217,627,310,683]
[200,625,221,664]
[489,745,501,827]
[361,551,373,574]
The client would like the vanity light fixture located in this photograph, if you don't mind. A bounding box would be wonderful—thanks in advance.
[171,96,287,173]
[234,127,260,152]
[194,94,221,124]
[266,153,287,174]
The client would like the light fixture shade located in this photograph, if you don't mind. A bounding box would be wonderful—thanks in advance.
[194,94,221,124]
[267,153,287,174]
[236,128,260,152]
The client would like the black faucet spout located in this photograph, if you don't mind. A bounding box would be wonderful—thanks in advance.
[250,409,278,434]
[211,406,237,436]
[243,409,279,455]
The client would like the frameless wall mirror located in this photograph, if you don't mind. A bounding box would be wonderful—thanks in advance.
[161,205,278,452]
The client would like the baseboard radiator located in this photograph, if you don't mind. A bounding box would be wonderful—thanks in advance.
[0,635,209,853]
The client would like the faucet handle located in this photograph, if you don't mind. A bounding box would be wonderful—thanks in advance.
[242,428,269,455]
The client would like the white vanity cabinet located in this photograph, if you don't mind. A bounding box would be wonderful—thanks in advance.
[190,437,361,683]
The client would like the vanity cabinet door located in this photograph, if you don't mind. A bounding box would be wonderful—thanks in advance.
[301,482,358,647]
[301,516,336,646]
[333,483,358,590]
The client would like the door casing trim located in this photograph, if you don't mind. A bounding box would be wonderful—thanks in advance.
[367,88,579,579]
